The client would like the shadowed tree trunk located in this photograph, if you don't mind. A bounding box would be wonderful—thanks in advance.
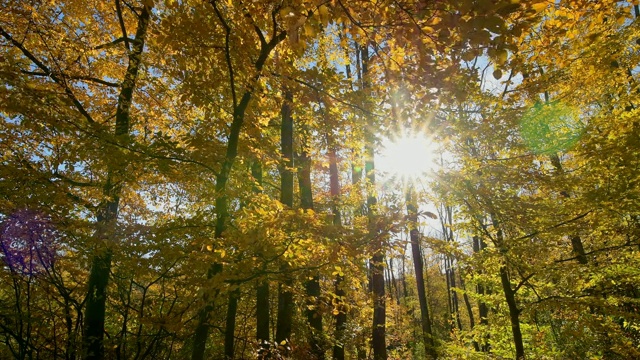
[224,288,240,359]
[275,90,294,350]
[360,44,386,360]
[328,142,347,360]
[388,259,399,305]
[549,153,588,265]
[190,6,286,358]
[459,272,480,351]
[499,265,524,360]
[354,151,368,360]
[442,206,462,331]
[492,217,525,360]
[252,160,271,356]
[473,235,491,352]
[298,133,324,360]
[83,5,151,359]
[407,190,437,359]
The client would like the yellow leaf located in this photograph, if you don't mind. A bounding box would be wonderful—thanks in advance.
[318,4,329,17]
[531,2,547,12]
[421,26,434,33]
[206,245,213,251]
[304,22,316,37]
[496,49,508,65]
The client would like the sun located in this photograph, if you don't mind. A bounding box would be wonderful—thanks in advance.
[377,133,439,182]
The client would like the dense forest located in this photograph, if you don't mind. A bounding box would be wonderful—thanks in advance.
[1,0,640,359]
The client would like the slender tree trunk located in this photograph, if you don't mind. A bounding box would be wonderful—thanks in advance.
[298,137,324,360]
[83,5,151,359]
[362,42,386,360]
[190,11,286,358]
[305,275,323,359]
[256,280,270,350]
[385,261,394,304]
[328,144,347,360]
[473,235,491,352]
[401,246,408,299]
[549,154,588,265]
[224,288,240,359]
[440,205,461,331]
[499,266,525,360]
[493,220,525,360]
[460,273,480,351]
[370,249,387,360]
[275,90,295,350]
[407,191,437,359]
[448,259,462,331]
[388,259,399,305]
[444,257,453,329]
[253,161,271,355]
[445,207,462,331]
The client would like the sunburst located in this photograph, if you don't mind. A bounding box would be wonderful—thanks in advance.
[377,130,439,187]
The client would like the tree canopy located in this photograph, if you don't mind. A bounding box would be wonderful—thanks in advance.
[1,0,639,359]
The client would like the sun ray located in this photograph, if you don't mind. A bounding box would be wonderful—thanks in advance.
[377,132,439,187]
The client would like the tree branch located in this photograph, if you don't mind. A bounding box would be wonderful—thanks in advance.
[21,70,120,87]
[211,0,237,110]
[0,26,96,124]
[115,0,131,51]
[271,72,385,118]
[93,36,134,50]
[515,210,592,241]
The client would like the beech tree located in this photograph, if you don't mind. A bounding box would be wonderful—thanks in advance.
[2,1,640,360]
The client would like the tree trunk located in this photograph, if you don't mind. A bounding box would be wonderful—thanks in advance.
[275,90,294,350]
[448,258,462,331]
[499,266,525,360]
[407,191,437,359]
[224,288,240,359]
[445,207,462,331]
[83,5,151,359]
[472,235,491,352]
[444,256,453,329]
[549,154,588,265]
[385,260,394,304]
[358,43,387,360]
[493,220,525,360]
[459,272,480,351]
[388,259,400,305]
[298,140,324,360]
[253,160,271,355]
[401,247,408,299]
[324,142,347,360]
[370,251,387,360]
[190,11,286,357]
[256,280,270,352]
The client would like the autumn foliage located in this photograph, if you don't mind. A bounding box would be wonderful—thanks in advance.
[1,0,639,359]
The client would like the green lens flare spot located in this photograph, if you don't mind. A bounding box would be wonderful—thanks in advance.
[520,101,583,154]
